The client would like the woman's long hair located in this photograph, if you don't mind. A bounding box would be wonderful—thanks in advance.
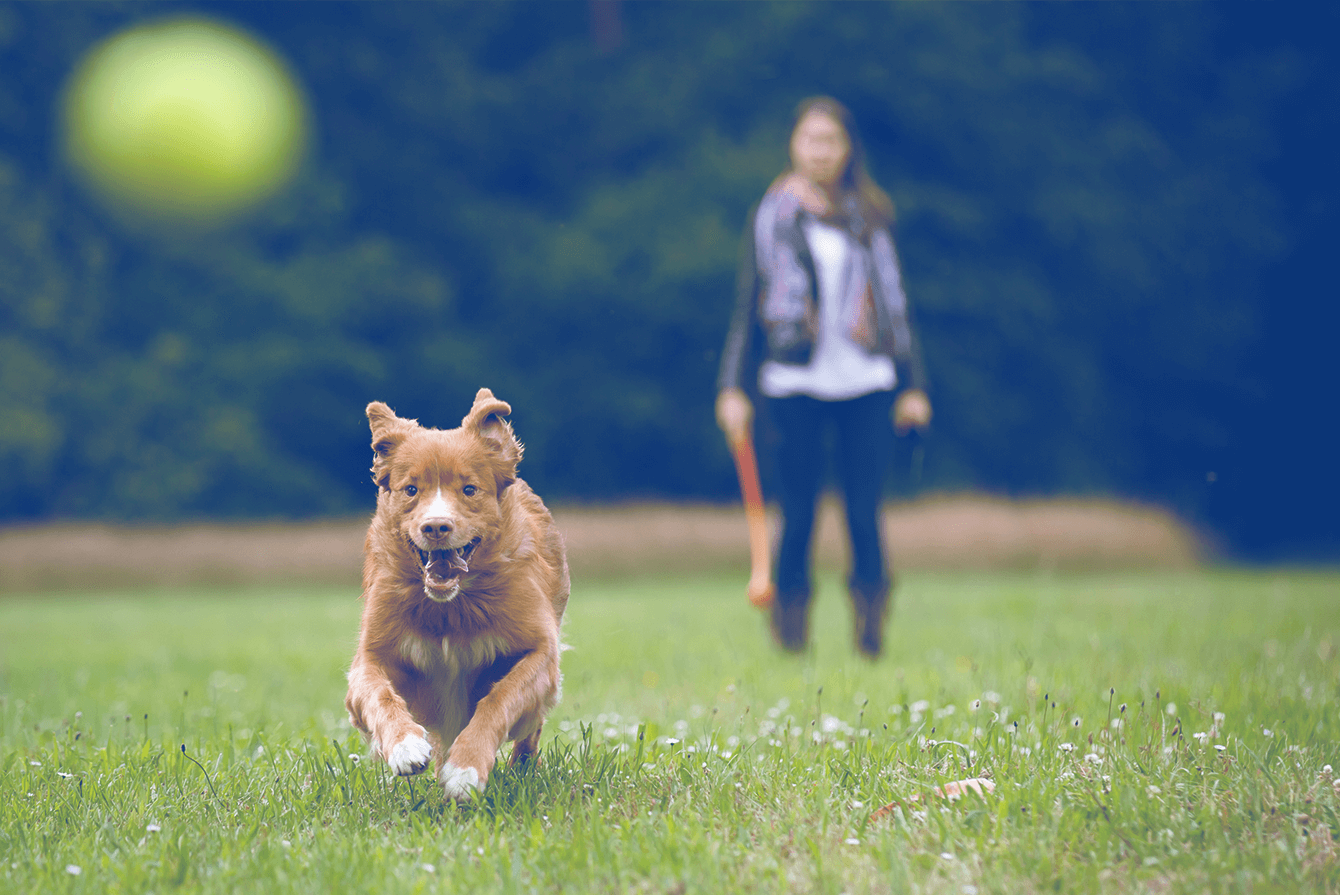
[788,96,894,235]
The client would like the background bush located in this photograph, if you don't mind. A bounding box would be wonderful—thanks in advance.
[0,1,1334,559]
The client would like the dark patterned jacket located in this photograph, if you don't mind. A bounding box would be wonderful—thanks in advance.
[717,185,928,401]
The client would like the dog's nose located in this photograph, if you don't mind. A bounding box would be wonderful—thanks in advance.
[421,520,453,538]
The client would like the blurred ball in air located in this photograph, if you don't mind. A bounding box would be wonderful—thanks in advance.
[61,16,308,226]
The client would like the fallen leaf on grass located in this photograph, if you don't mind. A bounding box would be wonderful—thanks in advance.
[870,777,996,821]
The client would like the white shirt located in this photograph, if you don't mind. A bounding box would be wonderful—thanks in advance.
[759,218,897,400]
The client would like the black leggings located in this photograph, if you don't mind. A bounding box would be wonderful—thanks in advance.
[764,390,895,603]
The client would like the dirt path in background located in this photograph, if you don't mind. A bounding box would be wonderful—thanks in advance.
[0,495,1202,593]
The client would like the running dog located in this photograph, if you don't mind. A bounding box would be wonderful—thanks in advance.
[344,389,569,801]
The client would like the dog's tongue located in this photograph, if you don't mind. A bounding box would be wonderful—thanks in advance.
[425,548,469,584]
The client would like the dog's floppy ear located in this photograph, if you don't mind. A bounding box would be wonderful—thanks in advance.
[367,402,416,490]
[461,388,523,484]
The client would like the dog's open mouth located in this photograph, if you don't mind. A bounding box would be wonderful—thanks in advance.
[417,537,481,596]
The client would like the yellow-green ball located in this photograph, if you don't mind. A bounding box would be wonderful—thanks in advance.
[62,17,308,224]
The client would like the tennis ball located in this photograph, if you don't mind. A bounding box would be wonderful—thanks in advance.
[61,17,308,224]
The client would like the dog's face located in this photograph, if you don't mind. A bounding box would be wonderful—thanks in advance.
[366,389,522,602]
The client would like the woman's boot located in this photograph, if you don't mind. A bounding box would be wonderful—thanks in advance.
[849,580,891,658]
[769,589,812,653]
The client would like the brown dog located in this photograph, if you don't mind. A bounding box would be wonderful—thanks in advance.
[344,389,569,802]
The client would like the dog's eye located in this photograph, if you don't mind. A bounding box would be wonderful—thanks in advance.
[462,485,477,497]
[404,485,418,497]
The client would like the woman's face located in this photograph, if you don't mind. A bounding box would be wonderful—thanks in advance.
[790,110,851,190]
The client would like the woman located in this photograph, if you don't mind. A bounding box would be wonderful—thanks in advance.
[717,96,931,658]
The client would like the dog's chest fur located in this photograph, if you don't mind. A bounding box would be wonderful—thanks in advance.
[396,630,510,678]
[398,629,513,738]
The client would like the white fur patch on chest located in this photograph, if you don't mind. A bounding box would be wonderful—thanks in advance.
[397,633,439,673]
[397,632,511,676]
[444,634,511,676]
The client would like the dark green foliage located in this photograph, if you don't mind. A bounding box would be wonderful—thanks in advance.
[0,2,1332,555]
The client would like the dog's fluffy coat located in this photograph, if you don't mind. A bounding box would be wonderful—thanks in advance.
[345,389,569,801]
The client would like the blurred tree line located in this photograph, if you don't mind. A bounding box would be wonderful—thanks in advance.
[0,2,1334,559]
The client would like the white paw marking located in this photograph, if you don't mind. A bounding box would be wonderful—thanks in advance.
[387,734,432,776]
[439,762,482,801]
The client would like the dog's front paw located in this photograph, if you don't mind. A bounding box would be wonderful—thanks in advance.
[439,762,483,802]
[387,733,433,776]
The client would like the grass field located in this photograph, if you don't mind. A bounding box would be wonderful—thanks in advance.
[2,569,1338,893]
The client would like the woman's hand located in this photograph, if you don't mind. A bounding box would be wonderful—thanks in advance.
[893,389,932,434]
[715,388,754,446]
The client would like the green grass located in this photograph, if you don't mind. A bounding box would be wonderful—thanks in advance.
[2,569,1338,893]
